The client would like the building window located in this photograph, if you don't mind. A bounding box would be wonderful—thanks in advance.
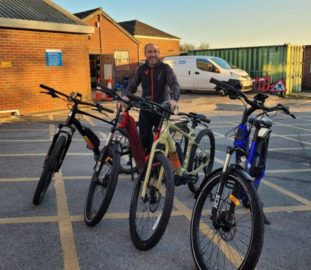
[114,51,129,71]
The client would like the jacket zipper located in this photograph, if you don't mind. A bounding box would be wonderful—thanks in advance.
[151,68,154,101]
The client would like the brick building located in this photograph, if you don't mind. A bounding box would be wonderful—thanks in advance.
[0,0,94,114]
[74,8,140,86]
[303,45,311,91]
[119,20,180,61]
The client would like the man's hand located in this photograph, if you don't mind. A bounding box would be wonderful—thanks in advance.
[168,99,179,112]
[117,96,129,109]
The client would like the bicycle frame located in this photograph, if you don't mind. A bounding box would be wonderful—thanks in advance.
[140,118,211,199]
[45,102,112,171]
[234,111,271,189]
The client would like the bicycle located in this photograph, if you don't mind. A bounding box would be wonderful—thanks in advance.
[124,93,215,251]
[190,78,295,270]
[85,88,176,239]
[84,87,150,226]
[32,84,114,205]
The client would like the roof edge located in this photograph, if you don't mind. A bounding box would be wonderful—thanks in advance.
[0,18,94,34]
[43,0,89,26]
[77,8,140,45]
[134,35,180,40]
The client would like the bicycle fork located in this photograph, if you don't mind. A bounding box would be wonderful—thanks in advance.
[210,147,241,229]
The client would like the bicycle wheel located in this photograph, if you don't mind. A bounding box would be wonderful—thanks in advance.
[188,128,215,194]
[32,136,67,205]
[84,143,121,226]
[129,152,174,250]
[191,169,264,270]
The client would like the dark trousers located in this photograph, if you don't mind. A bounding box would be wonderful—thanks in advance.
[138,110,161,154]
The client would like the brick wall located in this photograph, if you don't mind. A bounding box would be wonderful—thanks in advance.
[0,29,91,114]
[135,37,180,61]
[86,14,139,81]
[303,46,311,90]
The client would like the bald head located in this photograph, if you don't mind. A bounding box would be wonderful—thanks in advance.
[144,43,160,66]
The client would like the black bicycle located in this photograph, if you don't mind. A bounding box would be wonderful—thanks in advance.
[32,84,114,205]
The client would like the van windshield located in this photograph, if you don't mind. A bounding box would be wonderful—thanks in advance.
[210,57,234,69]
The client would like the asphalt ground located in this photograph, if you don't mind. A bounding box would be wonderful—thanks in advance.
[0,93,310,270]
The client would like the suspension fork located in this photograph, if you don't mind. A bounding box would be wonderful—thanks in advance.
[94,129,115,173]
[210,147,235,223]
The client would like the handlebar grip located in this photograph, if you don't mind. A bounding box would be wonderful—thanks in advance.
[127,93,143,102]
[99,104,114,113]
[40,84,55,92]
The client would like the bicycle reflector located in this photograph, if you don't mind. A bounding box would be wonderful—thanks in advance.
[229,194,241,206]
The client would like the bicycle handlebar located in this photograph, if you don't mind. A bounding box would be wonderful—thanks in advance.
[209,78,295,118]
[39,84,114,114]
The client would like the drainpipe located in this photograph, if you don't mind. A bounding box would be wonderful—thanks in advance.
[98,14,102,54]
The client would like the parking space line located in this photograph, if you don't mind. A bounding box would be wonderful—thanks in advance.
[262,180,311,206]
[0,139,84,142]
[0,153,93,157]
[70,210,183,222]
[173,197,243,267]
[0,216,59,224]
[49,114,80,270]
[0,128,49,131]
[274,122,311,132]
[267,168,311,173]
[55,171,80,270]
[0,177,38,182]
[269,146,311,151]
[272,133,311,146]
[264,205,311,213]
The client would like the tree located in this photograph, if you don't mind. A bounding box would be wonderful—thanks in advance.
[180,42,210,53]
[196,42,210,50]
[180,43,196,53]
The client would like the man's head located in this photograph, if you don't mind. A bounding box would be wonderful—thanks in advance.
[144,43,160,66]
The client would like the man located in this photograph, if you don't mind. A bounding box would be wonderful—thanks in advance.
[122,43,180,153]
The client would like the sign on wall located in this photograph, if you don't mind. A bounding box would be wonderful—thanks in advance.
[45,49,63,66]
[114,51,129,71]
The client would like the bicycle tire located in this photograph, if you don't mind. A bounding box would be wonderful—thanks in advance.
[191,169,264,270]
[32,136,67,205]
[129,152,174,250]
[84,143,121,226]
[188,128,215,194]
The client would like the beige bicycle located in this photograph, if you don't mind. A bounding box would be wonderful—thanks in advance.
[127,94,215,251]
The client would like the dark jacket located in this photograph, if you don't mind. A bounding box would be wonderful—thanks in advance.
[125,61,180,103]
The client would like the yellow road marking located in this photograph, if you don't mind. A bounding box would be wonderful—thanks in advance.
[0,216,59,224]
[262,180,311,206]
[49,114,80,270]
[264,205,311,213]
[70,210,183,222]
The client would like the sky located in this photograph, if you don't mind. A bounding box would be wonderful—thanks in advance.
[53,0,311,48]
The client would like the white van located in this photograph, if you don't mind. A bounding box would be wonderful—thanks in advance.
[163,55,253,92]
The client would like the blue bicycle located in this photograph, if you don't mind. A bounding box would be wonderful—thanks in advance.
[190,78,295,270]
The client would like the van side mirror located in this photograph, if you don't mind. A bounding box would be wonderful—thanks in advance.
[214,67,220,73]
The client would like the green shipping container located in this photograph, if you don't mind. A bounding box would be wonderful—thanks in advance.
[189,44,304,95]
